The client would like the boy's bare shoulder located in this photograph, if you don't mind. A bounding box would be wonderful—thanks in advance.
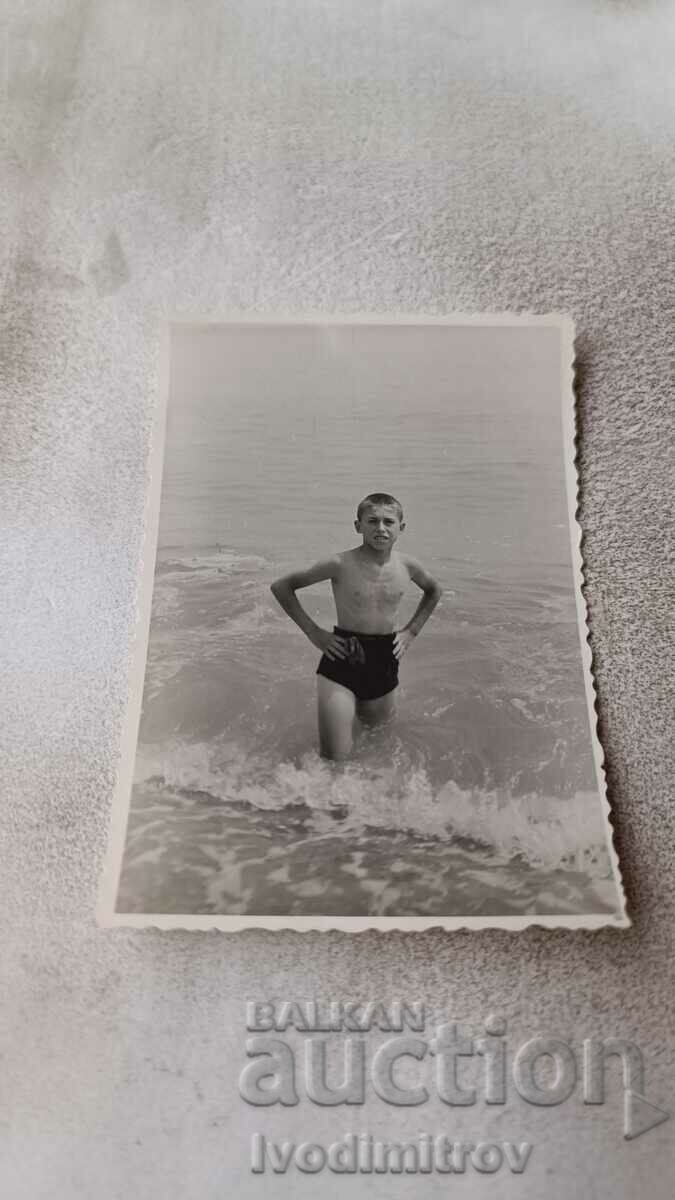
[401,553,439,587]
[277,554,342,588]
[312,552,344,579]
[336,547,361,569]
[310,549,354,579]
[400,552,422,572]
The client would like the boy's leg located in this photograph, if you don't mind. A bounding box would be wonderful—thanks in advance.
[317,675,356,760]
[356,689,397,728]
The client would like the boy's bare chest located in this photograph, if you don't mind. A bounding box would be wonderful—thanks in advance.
[335,561,408,609]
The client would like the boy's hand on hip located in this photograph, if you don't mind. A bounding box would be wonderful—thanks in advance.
[393,629,416,659]
[310,628,349,661]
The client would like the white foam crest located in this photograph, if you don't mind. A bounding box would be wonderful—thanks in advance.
[134,739,610,876]
[435,780,609,874]
[221,599,277,640]
[135,740,239,797]
[157,549,271,575]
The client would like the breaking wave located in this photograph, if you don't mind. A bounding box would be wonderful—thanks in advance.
[134,736,610,878]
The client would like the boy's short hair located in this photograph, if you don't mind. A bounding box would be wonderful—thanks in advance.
[356,493,404,522]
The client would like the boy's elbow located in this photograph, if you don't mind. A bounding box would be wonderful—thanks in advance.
[271,578,292,599]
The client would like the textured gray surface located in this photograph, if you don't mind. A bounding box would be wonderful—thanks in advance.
[2,1,674,1196]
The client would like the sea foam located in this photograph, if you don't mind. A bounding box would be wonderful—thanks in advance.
[134,737,610,877]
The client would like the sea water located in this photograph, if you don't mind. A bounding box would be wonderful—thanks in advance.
[117,334,617,916]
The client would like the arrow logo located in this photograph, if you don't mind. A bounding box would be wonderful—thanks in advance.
[624,1090,670,1140]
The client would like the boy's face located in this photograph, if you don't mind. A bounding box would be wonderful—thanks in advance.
[355,504,405,550]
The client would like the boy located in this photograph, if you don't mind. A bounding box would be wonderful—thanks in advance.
[270,493,442,760]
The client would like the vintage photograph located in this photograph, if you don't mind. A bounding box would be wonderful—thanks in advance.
[100,318,627,929]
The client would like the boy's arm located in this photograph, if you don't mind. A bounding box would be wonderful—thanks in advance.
[270,557,350,660]
[394,557,442,658]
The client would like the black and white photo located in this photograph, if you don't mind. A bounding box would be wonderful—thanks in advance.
[100,317,627,929]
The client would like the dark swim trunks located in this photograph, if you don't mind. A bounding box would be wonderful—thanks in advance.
[316,626,399,701]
